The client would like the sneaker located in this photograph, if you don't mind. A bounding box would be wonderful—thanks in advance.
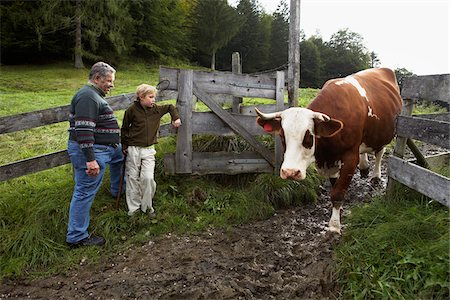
[148,211,156,219]
[67,235,105,248]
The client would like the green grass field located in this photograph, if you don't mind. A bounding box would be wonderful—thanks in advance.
[0,63,448,299]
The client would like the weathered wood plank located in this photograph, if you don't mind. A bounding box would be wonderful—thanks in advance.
[175,70,193,173]
[164,152,273,175]
[413,113,450,122]
[193,83,274,166]
[160,66,277,99]
[274,71,286,174]
[401,74,450,102]
[388,156,450,207]
[0,93,135,134]
[0,150,70,182]
[396,115,450,149]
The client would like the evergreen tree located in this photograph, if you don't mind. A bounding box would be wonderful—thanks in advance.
[130,0,192,64]
[267,0,289,70]
[218,0,268,72]
[300,38,322,88]
[192,0,241,70]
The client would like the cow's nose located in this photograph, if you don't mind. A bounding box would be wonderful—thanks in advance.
[281,168,301,180]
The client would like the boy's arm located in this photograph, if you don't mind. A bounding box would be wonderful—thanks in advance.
[160,104,181,126]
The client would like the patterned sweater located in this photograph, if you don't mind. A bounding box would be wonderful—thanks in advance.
[121,101,180,149]
[68,84,120,161]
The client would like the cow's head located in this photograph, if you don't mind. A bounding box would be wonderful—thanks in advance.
[255,107,343,180]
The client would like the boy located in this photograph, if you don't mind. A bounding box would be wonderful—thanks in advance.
[121,84,181,217]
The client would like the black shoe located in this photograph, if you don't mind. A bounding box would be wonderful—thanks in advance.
[67,235,105,248]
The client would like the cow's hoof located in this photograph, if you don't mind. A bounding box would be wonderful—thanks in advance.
[328,220,341,235]
[370,176,382,185]
[359,168,370,178]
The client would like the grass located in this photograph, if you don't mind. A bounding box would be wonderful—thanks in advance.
[335,185,449,299]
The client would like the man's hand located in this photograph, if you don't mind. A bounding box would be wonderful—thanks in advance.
[172,118,182,128]
[86,160,100,177]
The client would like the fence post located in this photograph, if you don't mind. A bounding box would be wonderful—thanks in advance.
[274,71,285,174]
[386,98,414,194]
[232,52,242,113]
[176,70,193,173]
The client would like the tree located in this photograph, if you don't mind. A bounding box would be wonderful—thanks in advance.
[130,0,192,64]
[192,0,241,70]
[323,28,371,79]
[395,67,414,85]
[218,0,269,72]
[370,51,380,68]
[267,0,289,70]
[300,38,322,88]
[0,0,135,67]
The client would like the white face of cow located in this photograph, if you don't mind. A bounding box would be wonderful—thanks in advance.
[255,107,344,181]
[280,108,317,180]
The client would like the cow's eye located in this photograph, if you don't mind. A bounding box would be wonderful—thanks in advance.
[302,130,313,149]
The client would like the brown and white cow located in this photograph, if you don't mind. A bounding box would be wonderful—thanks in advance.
[255,68,403,234]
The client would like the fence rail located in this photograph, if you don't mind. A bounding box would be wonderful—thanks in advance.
[387,73,450,207]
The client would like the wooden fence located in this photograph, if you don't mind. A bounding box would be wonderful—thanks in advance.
[159,66,285,175]
[387,74,450,207]
[0,66,285,181]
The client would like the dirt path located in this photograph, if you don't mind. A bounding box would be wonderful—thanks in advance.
[0,167,387,300]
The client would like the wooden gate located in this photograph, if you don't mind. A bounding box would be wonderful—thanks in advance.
[159,67,286,175]
[387,74,450,206]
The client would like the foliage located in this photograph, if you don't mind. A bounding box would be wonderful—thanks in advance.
[336,185,449,299]
[217,0,269,72]
[267,0,289,71]
[192,0,242,70]
[0,0,409,87]
[130,0,192,64]
[322,28,371,80]
[300,38,323,88]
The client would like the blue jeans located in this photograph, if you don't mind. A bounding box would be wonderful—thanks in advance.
[66,140,125,243]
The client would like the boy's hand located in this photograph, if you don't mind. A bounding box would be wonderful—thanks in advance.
[172,119,182,128]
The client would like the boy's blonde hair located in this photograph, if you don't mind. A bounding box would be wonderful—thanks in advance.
[136,84,157,101]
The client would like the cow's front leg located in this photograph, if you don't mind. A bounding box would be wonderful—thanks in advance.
[328,154,358,234]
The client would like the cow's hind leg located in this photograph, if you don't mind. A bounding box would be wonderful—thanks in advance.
[370,147,385,184]
[358,153,370,177]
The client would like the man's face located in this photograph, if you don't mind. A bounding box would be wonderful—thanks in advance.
[93,72,115,94]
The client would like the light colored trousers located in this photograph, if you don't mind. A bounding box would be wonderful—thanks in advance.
[125,145,156,215]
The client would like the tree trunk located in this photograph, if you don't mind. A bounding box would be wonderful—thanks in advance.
[74,0,84,69]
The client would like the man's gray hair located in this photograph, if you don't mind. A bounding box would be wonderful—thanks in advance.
[89,62,116,80]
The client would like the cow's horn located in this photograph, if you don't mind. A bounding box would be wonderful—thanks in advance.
[255,107,282,120]
[312,112,331,121]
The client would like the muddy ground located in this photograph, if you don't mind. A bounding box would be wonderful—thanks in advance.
[1,147,434,299]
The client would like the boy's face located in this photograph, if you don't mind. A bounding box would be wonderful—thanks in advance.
[140,92,156,108]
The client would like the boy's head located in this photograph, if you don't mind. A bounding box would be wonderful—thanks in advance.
[136,84,157,107]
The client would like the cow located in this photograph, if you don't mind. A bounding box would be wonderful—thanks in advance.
[255,68,403,234]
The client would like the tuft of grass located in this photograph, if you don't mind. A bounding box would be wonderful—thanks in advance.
[335,183,450,299]
[251,167,322,209]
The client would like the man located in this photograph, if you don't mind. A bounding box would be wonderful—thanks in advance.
[66,62,124,247]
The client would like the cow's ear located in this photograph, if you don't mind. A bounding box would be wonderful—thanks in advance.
[256,117,282,134]
[313,118,343,137]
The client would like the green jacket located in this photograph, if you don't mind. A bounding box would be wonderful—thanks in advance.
[121,101,180,149]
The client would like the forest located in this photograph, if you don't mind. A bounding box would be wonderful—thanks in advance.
[0,0,413,88]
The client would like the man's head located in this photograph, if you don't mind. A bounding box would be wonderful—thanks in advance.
[89,62,116,94]
[136,84,157,108]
